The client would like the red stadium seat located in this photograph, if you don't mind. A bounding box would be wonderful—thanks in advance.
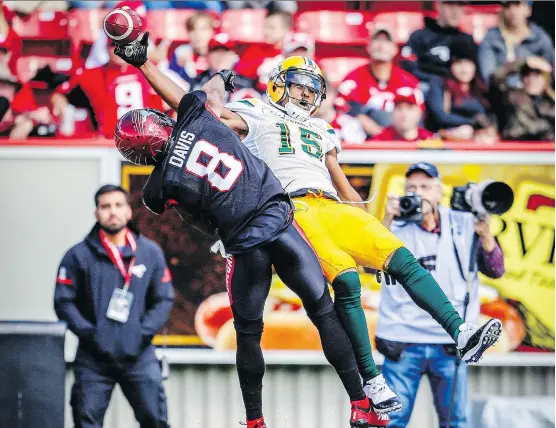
[68,9,106,46]
[319,57,369,87]
[221,9,267,44]
[296,11,375,46]
[460,13,499,43]
[372,12,426,45]
[147,9,220,44]
[12,11,71,56]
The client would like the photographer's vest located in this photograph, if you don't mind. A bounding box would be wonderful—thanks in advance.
[376,207,481,344]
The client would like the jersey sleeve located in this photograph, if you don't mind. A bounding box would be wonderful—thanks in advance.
[177,90,208,122]
[324,123,342,153]
[312,118,342,153]
[225,98,263,143]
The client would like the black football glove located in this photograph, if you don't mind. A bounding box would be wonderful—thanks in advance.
[215,69,236,93]
[376,270,397,286]
[114,32,149,68]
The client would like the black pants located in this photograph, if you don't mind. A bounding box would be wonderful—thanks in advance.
[227,223,364,420]
[71,350,169,428]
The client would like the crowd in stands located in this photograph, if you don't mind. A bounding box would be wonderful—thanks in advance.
[0,0,553,145]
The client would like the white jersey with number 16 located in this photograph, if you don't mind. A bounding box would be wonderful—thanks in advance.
[226,98,342,197]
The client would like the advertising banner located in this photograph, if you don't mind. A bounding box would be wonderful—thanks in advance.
[121,159,555,354]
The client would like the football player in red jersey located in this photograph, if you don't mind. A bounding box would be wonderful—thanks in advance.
[372,93,437,142]
[337,25,423,138]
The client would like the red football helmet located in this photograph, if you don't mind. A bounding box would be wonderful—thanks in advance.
[114,109,176,165]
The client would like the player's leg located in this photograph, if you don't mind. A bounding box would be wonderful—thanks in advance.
[226,250,273,428]
[267,223,389,428]
[327,202,502,364]
[293,198,381,386]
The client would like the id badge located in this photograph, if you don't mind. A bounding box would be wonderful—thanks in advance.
[106,289,134,323]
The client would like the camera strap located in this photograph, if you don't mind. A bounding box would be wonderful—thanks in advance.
[449,213,479,289]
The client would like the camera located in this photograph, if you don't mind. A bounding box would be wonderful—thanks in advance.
[450,180,514,218]
[395,192,424,222]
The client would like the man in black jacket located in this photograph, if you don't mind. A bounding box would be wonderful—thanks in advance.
[54,184,174,428]
[401,1,476,87]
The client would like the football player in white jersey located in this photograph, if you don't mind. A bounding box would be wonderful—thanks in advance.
[218,56,503,414]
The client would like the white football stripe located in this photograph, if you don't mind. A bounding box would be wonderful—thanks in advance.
[103,9,135,41]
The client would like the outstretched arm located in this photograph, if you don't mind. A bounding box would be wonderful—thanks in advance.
[139,60,186,111]
[115,33,234,116]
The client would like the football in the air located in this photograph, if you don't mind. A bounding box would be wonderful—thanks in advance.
[103,6,143,45]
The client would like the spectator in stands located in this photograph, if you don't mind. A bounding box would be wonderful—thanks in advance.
[224,0,297,14]
[478,0,554,86]
[490,56,554,141]
[283,32,315,60]
[426,41,490,141]
[51,42,162,137]
[234,10,293,91]
[401,1,475,90]
[190,33,238,91]
[168,12,216,84]
[314,83,367,145]
[372,93,437,142]
[338,25,422,138]
[0,2,20,81]
[0,84,56,139]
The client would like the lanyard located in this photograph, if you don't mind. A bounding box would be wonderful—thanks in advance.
[99,228,137,292]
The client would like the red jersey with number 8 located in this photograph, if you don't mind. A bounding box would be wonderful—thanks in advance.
[142,91,291,254]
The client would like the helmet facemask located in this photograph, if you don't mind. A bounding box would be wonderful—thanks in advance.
[272,69,326,121]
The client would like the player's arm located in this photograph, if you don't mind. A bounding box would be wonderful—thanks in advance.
[200,70,235,118]
[325,149,364,205]
[114,32,187,110]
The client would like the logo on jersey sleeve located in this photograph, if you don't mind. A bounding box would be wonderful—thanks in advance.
[57,267,73,285]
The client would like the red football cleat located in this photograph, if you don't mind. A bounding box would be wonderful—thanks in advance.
[245,417,267,428]
[350,397,390,427]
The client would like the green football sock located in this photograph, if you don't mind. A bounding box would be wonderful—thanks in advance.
[332,270,380,382]
[386,247,464,342]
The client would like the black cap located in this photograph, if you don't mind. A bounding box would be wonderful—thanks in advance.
[406,162,440,179]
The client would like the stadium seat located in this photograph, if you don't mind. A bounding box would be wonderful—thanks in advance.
[12,11,71,56]
[295,11,375,46]
[372,12,426,45]
[319,57,369,87]
[460,13,499,43]
[221,9,267,44]
[16,56,73,84]
[68,9,106,47]
[147,9,220,44]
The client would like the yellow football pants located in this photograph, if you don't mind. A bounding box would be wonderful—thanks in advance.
[293,195,403,283]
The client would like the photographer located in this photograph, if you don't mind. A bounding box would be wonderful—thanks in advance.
[375,162,505,428]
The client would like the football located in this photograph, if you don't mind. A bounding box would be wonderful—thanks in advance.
[103,6,143,45]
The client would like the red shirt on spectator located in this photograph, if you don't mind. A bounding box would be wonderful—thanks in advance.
[234,44,281,90]
[337,63,422,114]
[0,26,21,77]
[57,64,161,137]
[372,126,436,142]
